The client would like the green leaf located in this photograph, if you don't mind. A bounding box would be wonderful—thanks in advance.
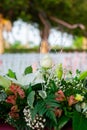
[57,116,70,130]
[33,101,46,117]
[24,66,32,75]
[73,111,87,130]
[7,69,16,79]
[32,83,43,91]
[31,94,59,120]
[38,90,47,99]
[79,71,87,80]
[46,108,57,125]
[27,91,35,108]
[83,79,87,88]
[0,91,7,102]
[49,80,57,92]
[0,76,11,89]
[75,104,81,112]
[55,63,63,80]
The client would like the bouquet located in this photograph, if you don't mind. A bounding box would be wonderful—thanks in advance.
[0,54,87,130]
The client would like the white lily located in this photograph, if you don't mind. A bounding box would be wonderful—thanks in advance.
[33,70,45,84]
[5,71,45,86]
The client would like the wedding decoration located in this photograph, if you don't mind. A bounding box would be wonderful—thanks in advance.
[0,54,87,130]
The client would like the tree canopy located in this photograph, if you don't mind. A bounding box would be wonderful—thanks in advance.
[0,0,87,36]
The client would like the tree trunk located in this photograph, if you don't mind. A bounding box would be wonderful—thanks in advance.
[39,12,50,53]
[0,23,4,54]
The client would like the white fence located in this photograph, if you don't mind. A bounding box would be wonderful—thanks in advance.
[0,52,87,74]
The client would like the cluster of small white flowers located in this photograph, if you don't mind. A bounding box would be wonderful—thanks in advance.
[23,107,31,126]
[23,107,46,130]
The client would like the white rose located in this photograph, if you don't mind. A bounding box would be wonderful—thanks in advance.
[40,55,53,69]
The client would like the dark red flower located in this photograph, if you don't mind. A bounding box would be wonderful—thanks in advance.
[10,84,18,95]
[10,83,25,98]
[54,108,62,117]
[9,111,19,119]
[17,87,25,99]
[11,105,19,113]
[6,95,16,105]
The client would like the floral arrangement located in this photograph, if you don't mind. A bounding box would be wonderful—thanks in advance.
[0,55,87,130]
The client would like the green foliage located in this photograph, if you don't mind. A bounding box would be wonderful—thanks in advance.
[73,111,87,130]
[5,47,39,53]
[5,47,87,53]
[0,0,87,35]
[38,90,47,99]
[79,71,87,80]
[7,117,30,130]
[55,63,63,80]
[1,59,87,129]
[83,79,87,88]
[27,91,35,108]
[31,94,60,128]
[0,76,11,89]
[73,36,83,49]
[7,69,16,79]
[24,66,33,75]
[0,0,30,21]
[31,83,43,91]
[10,41,21,49]
[0,91,7,102]
[57,116,70,130]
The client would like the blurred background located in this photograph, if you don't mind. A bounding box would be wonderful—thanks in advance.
[0,0,87,73]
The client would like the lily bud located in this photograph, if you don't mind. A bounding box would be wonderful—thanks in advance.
[55,63,63,80]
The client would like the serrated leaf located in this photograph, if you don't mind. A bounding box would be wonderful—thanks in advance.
[27,91,35,108]
[24,66,32,75]
[0,75,11,89]
[73,111,87,130]
[7,69,16,79]
[79,71,87,80]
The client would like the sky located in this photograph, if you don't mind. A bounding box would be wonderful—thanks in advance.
[3,19,73,47]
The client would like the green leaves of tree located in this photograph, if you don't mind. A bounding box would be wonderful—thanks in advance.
[1,0,87,33]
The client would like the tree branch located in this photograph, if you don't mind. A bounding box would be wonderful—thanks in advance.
[50,16,85,30]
